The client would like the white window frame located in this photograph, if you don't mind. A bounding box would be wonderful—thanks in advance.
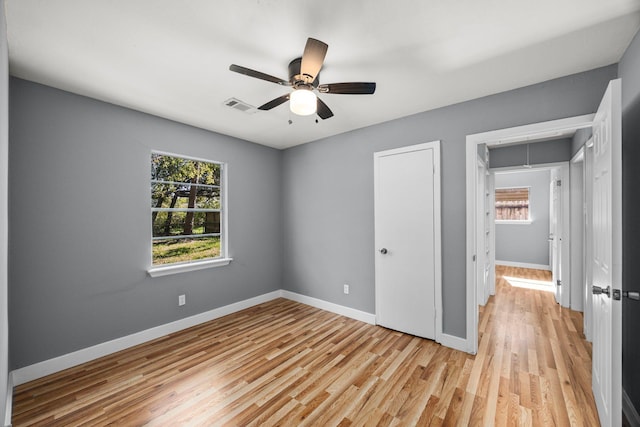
[147,151,231,277]
[494,186,532,224]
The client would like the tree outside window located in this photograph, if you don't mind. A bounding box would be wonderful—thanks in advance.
[151,153,224,265]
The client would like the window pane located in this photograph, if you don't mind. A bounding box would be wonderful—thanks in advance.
[153,236,221,265]
[152,211,221,237]
[151,152,224,267]
[495,187,529,220]
[151,154,221,186]
[151,183,220,209]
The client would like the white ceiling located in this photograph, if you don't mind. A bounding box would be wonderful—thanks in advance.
[5,1,640,149]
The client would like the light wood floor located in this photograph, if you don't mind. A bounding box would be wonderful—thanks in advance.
[12,266,599,426]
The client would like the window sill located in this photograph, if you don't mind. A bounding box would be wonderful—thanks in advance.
[495,220,532,225]
[148,258,233,277]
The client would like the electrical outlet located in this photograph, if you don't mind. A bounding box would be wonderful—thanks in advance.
[178,294,186,306]
[343,284,349,295]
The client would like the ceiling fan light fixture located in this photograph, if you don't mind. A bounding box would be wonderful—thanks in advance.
[290,88,317,116]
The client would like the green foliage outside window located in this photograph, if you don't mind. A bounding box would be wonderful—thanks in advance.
[151,153,223,265]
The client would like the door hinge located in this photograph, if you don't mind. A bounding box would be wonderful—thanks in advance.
[557,180,562,186]
[473,254,477,262]
[557,279,561,287]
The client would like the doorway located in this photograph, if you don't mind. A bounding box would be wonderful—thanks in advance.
[465,114,594,354]
[466,77,622,427]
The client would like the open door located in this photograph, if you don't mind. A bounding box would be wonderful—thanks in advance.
[476,156,491,306]
[550,171,561,304]
[590,79,622,427]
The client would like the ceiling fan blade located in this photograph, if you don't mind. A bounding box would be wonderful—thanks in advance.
[316,98,334,120]
[300,38,328,83]
[318,82,376,94]
[229,64,289,86]
[258,94,290,110]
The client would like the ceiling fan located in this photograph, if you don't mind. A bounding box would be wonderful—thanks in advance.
[229,38,376,120]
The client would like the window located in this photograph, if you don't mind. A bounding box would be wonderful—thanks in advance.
[495,187,530,222]
[149,152,229,274]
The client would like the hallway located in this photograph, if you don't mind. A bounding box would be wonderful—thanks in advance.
[481,265,599,425]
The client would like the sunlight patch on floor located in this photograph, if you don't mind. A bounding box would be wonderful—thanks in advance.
[503,275,555,292]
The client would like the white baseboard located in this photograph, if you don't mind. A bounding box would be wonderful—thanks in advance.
[10,290,377,386]
[438,333,473,354]
[623,388,640,427]
[495,260,551,271]
[11,290,282,386]
[3,372,11,427]
[12,290,471,388]
[280,290,376,325]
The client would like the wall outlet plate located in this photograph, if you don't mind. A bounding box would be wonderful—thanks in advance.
[343,284,349,294]
[178,294,186,306]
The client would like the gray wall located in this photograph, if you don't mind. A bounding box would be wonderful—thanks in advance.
[282,65,617,338]
[571,128,592,157]
[489,138,572,168]
[619,29,640,415]
[9,78,283,369]
[0,0,9,424]
[494,170,550,267]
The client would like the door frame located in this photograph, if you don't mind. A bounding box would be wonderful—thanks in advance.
[570,147,585,312]
[373,140,443,343]
[476,155,489,306]
[465,114,594,354]
[550,164,572,308]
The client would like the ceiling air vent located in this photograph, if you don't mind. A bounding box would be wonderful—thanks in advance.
[223,98,257,114]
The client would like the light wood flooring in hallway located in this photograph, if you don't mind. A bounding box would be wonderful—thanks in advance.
[12,266,598,426]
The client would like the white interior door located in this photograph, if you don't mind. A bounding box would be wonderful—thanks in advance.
[374,141,441,340]
[591,79,622,427]
[584,140,594,342]
[476,158,489,306]
[550,172,561,304]
[570,151,585,312]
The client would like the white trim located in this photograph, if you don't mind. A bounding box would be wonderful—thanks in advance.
[373,141,442,342]
[474,114,595,147]
[467,115,595,356]
[151,149,225,166]
[11,290,281,385]
[149,152,229,271]
[3,372,11,427]
[280,290,376,325]
[495,220,532,225]
[9,290,381,386]
[623,388,640,427]
[437,333,469,353]
[147,257,232,277]
[495,260,551,271]
[491,161,575,173]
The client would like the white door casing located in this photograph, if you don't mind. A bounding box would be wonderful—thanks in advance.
[570,149,585,312]
[550,171,561,304]
[549,165,571,308]
[591,79,622,427]
[476,157,489,306]
[584,140,595,342]
[374,141,442,340]
[466,114,595,354]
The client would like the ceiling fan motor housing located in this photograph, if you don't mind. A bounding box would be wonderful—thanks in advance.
[288,57,319,89]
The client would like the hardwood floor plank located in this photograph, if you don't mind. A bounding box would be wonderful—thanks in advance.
[13,267,601,426]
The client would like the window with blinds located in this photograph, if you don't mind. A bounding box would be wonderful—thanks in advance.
[495,187,529,221]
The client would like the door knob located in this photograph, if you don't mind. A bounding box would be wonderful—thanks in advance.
[379,248,388,254]
[592,285,611,297]
[623,291,640,300]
